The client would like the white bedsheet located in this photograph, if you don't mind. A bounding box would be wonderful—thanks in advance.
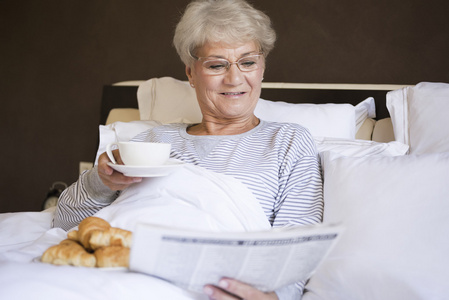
[0,164,270,299]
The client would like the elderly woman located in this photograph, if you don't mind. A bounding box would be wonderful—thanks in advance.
[53,0,323,299]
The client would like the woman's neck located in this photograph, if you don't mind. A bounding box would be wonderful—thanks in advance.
[187,115,260,136]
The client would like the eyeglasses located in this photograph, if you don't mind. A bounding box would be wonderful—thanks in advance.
[194,53,264,75]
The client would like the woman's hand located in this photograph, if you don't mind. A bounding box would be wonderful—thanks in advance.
[203,278,278,300]
[97,150,142,191]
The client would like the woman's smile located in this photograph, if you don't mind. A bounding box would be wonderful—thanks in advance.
[220,91,247,97]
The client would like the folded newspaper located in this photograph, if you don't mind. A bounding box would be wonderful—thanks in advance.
[129,223,343,292]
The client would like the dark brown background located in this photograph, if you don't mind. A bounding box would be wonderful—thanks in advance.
[1,0,448,213]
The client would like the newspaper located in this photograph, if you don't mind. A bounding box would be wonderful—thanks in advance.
[129,223,343,292]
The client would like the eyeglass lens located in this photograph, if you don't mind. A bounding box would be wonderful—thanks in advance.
[202,55,262,74]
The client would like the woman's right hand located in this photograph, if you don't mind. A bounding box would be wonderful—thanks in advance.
[97,150,142,191]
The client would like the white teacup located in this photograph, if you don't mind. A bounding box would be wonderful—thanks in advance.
[106,142,171,166]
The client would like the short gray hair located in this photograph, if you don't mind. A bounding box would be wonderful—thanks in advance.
[173,0,276,66]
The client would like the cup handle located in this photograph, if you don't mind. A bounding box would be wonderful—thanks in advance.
[106,143,118,164]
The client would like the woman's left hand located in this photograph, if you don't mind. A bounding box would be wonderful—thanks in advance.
[203,278,278,300]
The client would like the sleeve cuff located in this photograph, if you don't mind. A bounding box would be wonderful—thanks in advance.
[83,166,118,204]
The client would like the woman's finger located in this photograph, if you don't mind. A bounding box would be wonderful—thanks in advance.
[97,151,141,191]
[204,278,278,300]
[203,285,240,300]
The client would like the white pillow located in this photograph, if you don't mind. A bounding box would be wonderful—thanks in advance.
[314,137,408,157]
[137,77,375,139]
[354,97,376,131]
[303,151,449,300]
[387,82,449,154]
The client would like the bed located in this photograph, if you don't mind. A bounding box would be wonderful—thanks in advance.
[1,78,448,300]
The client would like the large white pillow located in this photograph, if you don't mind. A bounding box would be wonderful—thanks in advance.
[137,77,375,139]
[303,152,449,300]
[254,97,376,139]
[387,82,449,154]
[255,97,375,139]
[254,99,357,139]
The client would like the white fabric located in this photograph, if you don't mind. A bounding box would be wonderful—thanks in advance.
[314,137,408,157]
[94,164,271,233]
[0,261,206,300]
[0,209,54,253]
[387,82,449,154]
[136,77,375,139]
[0,165,269,299]
[303,151,449,300]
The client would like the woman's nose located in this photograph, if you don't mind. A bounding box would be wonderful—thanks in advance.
[223,63,244,86]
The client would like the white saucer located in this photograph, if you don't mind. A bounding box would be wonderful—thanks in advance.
[107,159,185,177]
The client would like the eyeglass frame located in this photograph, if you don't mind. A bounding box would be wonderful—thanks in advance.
[192,52,265,75]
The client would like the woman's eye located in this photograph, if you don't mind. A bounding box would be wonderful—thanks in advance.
[240,61,256,67]
[210,64,225,69]
[205,61,227,70]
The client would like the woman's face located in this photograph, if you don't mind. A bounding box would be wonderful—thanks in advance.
[186,41,265,123]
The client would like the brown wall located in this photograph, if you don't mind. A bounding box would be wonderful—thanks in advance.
[1,0,449,213]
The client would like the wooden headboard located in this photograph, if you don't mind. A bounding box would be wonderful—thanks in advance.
[100,82,409,125]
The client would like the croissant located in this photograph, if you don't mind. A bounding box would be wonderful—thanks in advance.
[41,217,132,268]
[67,229,79,241]
[77,216,111,250]
[41,239,96,267]
[95,246,130,268]
[89,227,133,250]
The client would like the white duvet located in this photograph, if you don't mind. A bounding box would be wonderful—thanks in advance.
[0,164,270,300]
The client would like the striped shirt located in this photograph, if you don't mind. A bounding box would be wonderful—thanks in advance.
[134,120,323,228]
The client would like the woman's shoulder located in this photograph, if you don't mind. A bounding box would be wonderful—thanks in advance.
[259,120,312,137]
[151,122,187,131]
[258,120,317,154]
[132,123,187,142]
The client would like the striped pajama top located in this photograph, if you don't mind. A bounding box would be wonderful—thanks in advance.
[135,120,323,228]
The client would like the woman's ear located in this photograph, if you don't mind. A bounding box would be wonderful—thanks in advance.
[185,65,195,88]
[185,65,192,81]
